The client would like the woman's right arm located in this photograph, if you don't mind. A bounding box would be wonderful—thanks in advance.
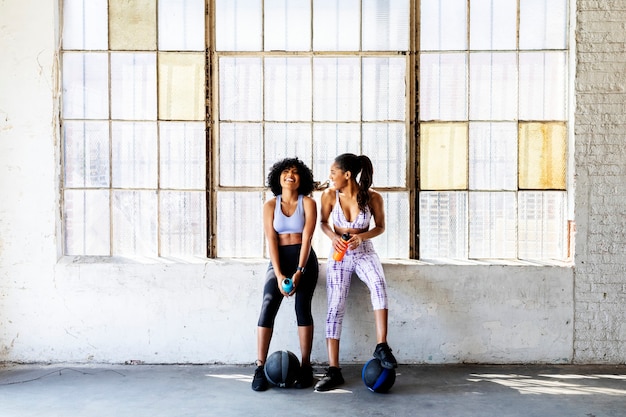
[263,199,286,289]
[319,188,335,239]
[319,188,344,253]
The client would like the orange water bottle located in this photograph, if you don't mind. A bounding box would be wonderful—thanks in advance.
[332,233,351,261]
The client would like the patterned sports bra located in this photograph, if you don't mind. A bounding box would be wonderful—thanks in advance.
[331,190,371,230]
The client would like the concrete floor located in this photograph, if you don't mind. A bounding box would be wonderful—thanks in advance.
[1,363,625,417]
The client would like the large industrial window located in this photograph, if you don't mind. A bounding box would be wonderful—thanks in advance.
[418,0,570,261]
[61,0,207,258]
[60,0,572,262]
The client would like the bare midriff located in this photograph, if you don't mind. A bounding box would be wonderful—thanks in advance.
[278,233,303,246]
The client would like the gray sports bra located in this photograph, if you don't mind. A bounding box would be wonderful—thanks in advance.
[273,195,306,234]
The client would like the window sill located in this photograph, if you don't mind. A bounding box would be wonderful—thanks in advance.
[58,256,573,268]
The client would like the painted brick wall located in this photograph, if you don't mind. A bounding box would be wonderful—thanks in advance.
[574,1,626,363]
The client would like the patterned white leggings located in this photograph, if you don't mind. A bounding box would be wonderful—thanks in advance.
[325,240,388,339]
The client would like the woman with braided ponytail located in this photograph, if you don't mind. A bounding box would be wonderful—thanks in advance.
[314,153,397,392]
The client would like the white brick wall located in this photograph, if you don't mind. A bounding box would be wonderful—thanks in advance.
[575,1,626,363]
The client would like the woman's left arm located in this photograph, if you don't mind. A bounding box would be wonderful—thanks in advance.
[350,190,385,247]
[293,196,317,285]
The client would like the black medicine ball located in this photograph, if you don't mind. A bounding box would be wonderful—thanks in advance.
[264,350,300,388]
[362,358,396,393]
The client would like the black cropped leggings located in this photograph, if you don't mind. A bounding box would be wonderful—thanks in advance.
[257,244,319,328]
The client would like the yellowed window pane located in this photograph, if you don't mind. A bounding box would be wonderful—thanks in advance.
[109,0,157,51]
[420,123,468,190]
[519,122,566,190]
[159,53,205,121]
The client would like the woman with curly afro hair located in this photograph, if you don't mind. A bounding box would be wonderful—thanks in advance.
[252,157,319,391]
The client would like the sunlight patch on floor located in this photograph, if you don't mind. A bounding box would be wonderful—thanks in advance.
[468,373,626,396]
[206,373,252,383]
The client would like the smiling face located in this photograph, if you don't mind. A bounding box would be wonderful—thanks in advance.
[329,162,349,189]
[280,166,301,191]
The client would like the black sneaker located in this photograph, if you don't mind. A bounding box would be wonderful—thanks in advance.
[251,365,268,391]
[294,365,314,389]
[373,342,398,369]
[314,367,344,391]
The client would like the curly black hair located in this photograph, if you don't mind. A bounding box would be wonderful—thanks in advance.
[267,157,315,196]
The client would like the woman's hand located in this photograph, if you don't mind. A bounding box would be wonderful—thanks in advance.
[277,275,290,297]
[289,270,302,296]
[278,273,297,297]
[348,234,363,250]
[333,235,349,252]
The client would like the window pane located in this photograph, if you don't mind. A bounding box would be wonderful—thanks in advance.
[518,122,566,190]
[158,0,205,51]
[420,0,467,51]
[219,57,262,121]
[112,190,158,257]
[469,122,517,191]
[265,123,313,168]
[469,192,517,258]
[109,0,156,51]
[62,53,109,119]
[363,123,406,187]
[362,0,409,51]
[419,53,467,121]
[420,123,468,190]
[62,0,108,50]
[469,0,516,50]
[110,53,157,121]
[264,0,311,51]
[265,57,312,121]
[111,122,158,189]
[518,191,567,260]
[362,57,406,121]
[158,52,205,121]
[312,123,361,177]
[520,0,567,50]
[419,191,468,259]
[219,123,263,187]
[160,122,206,190]
[313,0,360,51]
[313,57,360,121]
[377,192,410,258]
[217,191,264,257]
[469,52,518,121]
[519,52,567,121]
[64,121,110,188]
[216,0,262,51]
[160,191,206,258]
[64,189,110,256]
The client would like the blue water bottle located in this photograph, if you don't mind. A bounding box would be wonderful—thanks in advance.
[282,277,293,293]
